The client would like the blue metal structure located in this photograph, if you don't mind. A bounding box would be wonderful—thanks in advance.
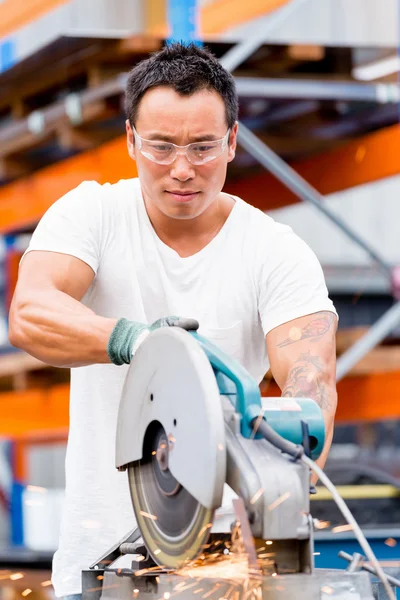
[167,0,202,45]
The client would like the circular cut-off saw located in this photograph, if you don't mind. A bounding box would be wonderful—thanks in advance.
[114,326,326,569]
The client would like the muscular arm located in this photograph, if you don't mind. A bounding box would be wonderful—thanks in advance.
[266,311,338,471]
[8,251,117,368]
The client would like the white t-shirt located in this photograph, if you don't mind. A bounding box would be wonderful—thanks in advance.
[24,177,336,597]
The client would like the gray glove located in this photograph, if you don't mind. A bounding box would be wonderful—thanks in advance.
[107,316,199,365]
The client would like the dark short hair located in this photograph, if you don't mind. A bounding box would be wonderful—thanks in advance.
[125,42,238,128]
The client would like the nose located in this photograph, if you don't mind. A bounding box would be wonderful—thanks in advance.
[169,151,195,181]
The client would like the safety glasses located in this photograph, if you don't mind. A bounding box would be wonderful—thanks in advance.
[132,125,230,165]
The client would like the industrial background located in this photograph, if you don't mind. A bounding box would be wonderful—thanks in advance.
[1,0,400,597]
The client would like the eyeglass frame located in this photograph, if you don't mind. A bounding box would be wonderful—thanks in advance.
[131,124,231,166]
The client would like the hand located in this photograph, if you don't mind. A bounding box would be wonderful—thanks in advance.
[149,316,199,331]
[108,316,199,365]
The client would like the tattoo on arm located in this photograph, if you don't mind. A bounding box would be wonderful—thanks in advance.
[278,311,335,348]
[281,351,333,412]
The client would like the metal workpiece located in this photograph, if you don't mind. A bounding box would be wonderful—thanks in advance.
[89,528,142,571]
[340,551,400,589]
[83,570,375,600]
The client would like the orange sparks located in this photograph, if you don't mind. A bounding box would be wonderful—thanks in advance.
[225,584,237,599]
[173,582,189,591]
[152,451,157,455]
[265,541,273,546]
[41,581,52,587]
[140,511,158,520]
[26,485,47,494]
[321,586,334,595]
[202,585,220,598]
[250,488,264,505]
[177,582,200,593]
[22,590,32,597]
[385,538,397,547]
[267,492,291,511]
[331,524,353,534]
[134,566,165,576]
[314,520,330,530]
[97,576,104,581]
[197,523,213,538]
[250,411,265,440]
[10,573,24,581]
[133,589,139,597]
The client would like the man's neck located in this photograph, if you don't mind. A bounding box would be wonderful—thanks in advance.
[143,193,235,258]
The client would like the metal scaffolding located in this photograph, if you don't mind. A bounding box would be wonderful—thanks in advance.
[220,0,400,381]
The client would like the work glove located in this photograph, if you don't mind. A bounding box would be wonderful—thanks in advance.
[107,316,199,365]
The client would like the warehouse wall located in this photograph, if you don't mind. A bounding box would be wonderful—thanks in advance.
[269,173,400,266]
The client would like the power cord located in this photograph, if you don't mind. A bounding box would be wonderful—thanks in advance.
[252,417,395,600]
[302,454,395,600]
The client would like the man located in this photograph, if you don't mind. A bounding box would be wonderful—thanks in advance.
[9,43,337,598]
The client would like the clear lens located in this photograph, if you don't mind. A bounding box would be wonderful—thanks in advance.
[135,128,230,165]
[188,142,224,165]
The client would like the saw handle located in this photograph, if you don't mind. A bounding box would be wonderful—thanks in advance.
[190,331,262,438]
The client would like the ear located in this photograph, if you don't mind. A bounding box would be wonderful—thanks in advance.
[126,120,136,161]
[227,121,238,163]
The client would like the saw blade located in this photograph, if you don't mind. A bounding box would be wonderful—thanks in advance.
[128,422,214,569]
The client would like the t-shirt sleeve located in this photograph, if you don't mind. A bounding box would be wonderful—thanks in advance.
[258,228,337,336]
[22,181,103,274]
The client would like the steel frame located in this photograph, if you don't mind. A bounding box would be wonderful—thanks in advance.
[219,0,400,381]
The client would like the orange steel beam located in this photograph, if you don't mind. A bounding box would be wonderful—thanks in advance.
[0,0,69,39]
[0,136,136,233]
[225,124,400,211]
[335,372,400,423]
[0,383,70,436]
[0,383,69,481]
[1,369,397,436]
[147,0,290,38]
[201,0,290,36]
[0,369,398,480]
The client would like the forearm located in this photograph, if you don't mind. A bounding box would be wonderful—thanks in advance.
[282,377,337,478]
[9,288,117,368]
